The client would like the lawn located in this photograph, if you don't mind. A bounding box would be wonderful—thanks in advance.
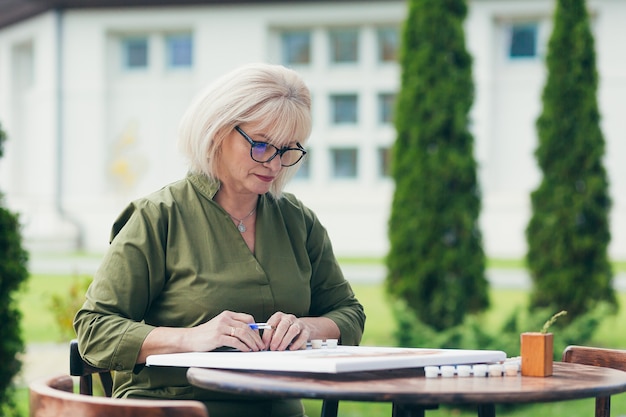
[15,271,626,416]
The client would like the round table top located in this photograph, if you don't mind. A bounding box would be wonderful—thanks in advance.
[187,362,626,405]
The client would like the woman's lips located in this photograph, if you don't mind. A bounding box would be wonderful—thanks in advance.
[255,174,274,183]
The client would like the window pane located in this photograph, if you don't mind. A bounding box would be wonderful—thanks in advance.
[377,26,399,62]
[378,146,392,178]
[330,94,358,124]
[122,37,148,69]
[166,33,193,68]
[282,31,311,65]
[329,29,358,63]
[330,148,358,178]
[509,23,537,58]
[331,148,358,178]
[293,150,311,179]
[378,93,396,124]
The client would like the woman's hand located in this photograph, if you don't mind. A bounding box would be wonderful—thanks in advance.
[138,310,266,362]
[138,311,341,363]
[262,312,310,351]
[186,311,266,352]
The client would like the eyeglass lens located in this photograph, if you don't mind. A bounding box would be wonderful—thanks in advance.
[250,142,303,166]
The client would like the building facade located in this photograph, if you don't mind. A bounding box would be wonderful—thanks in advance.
[0,0,625,259]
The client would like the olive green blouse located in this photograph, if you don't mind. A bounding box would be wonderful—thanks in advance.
[73,173,365,415]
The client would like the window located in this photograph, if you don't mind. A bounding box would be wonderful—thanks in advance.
[122,37,148,69]
[330,94,358,124]
[377,26,399,62]
[509,23,538,58]
[377,146,392,178]
[329,28,359,63]
[282,31,311,65]
[166,33,193,68]
[331,148,358,178]
[293,150,311,179]
[378,93,396,124]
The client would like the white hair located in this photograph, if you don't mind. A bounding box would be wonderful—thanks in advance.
[177,63,312,196]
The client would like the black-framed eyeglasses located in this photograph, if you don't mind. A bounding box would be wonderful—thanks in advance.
[235,126,307,167]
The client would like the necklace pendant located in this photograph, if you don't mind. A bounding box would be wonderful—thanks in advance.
[237,222,246,233]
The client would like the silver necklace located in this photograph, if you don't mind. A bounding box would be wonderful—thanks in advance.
[227,207,256,233]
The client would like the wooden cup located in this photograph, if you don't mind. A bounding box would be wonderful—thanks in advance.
[520,332,553,377]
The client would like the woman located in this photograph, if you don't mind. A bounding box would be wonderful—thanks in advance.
[73,63,366,417]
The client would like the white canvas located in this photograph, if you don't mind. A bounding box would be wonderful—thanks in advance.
[146,345,508,374]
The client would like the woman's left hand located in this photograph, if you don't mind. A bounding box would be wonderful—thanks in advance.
[262,312,310,351]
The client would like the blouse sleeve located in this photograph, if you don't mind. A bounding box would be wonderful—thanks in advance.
[73,200,166,372]
[304,206,366,346]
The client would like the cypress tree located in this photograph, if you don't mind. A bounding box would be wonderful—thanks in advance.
[386,0,489,331]
[0,122,29,417]
[526,0,615,319]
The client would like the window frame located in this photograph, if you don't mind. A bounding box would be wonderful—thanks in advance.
[377,26,399,63]
[281,30,312,66]
[508,22,538,59]
[330,93,359,125]
[378,92,396,125]
[121,36,149,70]
[165,32,193,69]
[330,147,359,179]
[329,28,359,64]
[377,146,392,178]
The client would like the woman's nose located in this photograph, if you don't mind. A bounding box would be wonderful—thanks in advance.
[264,155,283,171]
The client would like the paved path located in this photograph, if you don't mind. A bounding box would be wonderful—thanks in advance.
[16,342,69,387]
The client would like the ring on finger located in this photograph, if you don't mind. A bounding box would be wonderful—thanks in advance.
[230,327,235,337]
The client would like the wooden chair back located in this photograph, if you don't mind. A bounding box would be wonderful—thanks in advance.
[30,374,209,417]
[562,345,626,417]
[69,339,113,397]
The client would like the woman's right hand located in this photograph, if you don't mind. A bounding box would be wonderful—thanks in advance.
[186,310,266,352]
[137,310,266,363]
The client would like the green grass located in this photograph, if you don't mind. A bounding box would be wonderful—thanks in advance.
[15,272,626,416]
[18,274,82,343]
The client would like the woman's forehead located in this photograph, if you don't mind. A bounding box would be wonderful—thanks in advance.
[243,122,305,146]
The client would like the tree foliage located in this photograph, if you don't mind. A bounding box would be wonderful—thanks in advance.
[385,0,489,331]
[526,0,616,321]
[0,122,29,416]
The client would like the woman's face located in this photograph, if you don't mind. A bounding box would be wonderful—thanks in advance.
[217,122,285,197]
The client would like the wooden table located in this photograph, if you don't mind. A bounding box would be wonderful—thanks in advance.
[187,362,626,417]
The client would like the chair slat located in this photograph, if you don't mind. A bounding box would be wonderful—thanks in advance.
[562,345,626,417]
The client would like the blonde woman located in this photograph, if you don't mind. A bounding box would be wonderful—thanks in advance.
[74,63,365,417]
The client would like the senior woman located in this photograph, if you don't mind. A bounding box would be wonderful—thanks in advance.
[73,63,366,417]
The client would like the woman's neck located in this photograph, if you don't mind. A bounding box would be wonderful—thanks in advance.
[214,189,258,219]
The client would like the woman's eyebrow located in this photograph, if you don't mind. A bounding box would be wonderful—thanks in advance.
[258,132,296,147]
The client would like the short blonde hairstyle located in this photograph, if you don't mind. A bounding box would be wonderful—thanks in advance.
[178,63,312,196]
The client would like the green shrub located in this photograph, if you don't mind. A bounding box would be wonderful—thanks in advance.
[0,122,29,417]
[392,298,609,360]
[526,0,616,321]
[48,275,92,341]
[386,0,489,332]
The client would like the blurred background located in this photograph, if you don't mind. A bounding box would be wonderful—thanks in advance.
[1,0,624,262]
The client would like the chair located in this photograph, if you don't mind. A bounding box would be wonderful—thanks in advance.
[29,374,209,417]
[70,339,332,416]
[562,345,626,417]
[69,339,113,397]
